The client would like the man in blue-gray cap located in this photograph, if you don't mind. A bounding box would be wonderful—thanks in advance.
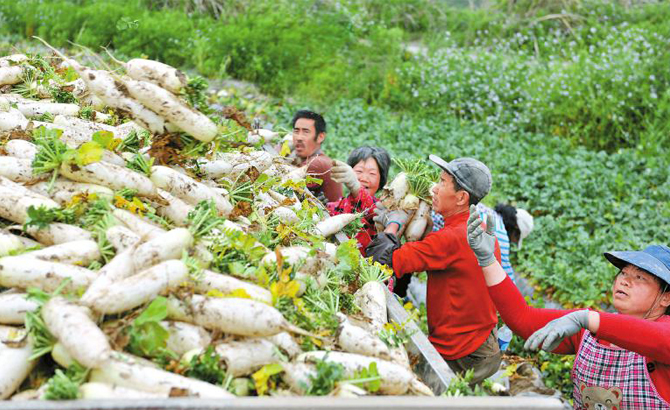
[467,204,670,405]
[367,155,503,384]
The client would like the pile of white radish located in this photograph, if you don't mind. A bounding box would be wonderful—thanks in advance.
[0,47,434,401]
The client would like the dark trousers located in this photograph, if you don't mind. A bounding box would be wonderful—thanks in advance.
[444,328,502,385]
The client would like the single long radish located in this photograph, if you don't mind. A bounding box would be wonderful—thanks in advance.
[131,228,193,272]
[124,79,217,142]
[354,281,388,334]
[105,225,141,252]
[4,139,38,160]
[161,321,211,357]
[21,239,100,265]
[42,297,112,369]
[53,114,116,135]
[0,66,23,86]
[112,208,166,240]
[24,223,93,246]
[336,313,391,360]
[152,189,194,226]
[0,156,46,183]
[0,293,37,325]
[267,332,302,358]
[214,338,282,377]
[80,249,135,305]
[90,356,234,398]
[314,213,359,237]
[0,256,96,292]
[281,165,308,183]
[0,54,28,67]
[0,107,29,131]
[196,159,233,179]
[0,232,24,257]
[192,269,272,304]
[274,206,300,225]
[60,161,157,198]
[150,165,232,216]
[389,172,409,202]
[0,326,37,400]
[80,382,168,399]
[29,179,114,206]
[0,177,58,223]
[281,362,316,395]
[122,58,187,94]
[166,295,314,338]
[404,200,431,242]
[14,101,80,118]
[87,260,188,314]
[298,350,414,395]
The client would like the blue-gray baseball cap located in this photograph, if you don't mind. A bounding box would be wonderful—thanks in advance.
[604,245,670,285]
[428,155,492,203]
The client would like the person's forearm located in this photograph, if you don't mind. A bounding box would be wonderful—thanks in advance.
[587,311,600,334]
[481,260,507,286]
[384,223,400,235]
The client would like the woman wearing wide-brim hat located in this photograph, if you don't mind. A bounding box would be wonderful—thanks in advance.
[466,206,670,409]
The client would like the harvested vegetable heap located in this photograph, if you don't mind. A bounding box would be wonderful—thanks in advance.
[0,42,433,400]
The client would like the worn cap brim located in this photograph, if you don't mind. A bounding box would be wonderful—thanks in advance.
[604,250,670,284]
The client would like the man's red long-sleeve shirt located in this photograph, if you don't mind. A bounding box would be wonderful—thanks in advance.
[391,211,501,360]
[489,275,670,402]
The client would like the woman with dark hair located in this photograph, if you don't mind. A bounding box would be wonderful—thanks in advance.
[467,206,670,408]
[326,146,391,256]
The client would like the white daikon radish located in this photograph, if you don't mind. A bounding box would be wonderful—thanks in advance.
[354,281,388,334]
[150,165,232,216]
[80,249,135,305]
[53,114,116,134]
[4,139,38,160]
[267,332,302,359]
[166,295,314,338]
[336,313,391,360]
[123,58,187,94]
[105,225,141,252]
[15,101,80,118]
[0,54,28,67]
[24,223,93,246]
[0,177,58,224]
[90,356,233,398]
[192,269,272,304]
[0,232,24,257]
[42,297,111,369]
[153,189,194,226]
[247,129,279,145]
[124,79,217,142]
[88,260,188,314]
[29,179,114,206]
[131,228,193,272]
[404,200,431,242]
[0,156,46,183]
[0,326,36,400]
[0,293,37,325]
[0,256,96,292]
[298,351,414,395]
[112,208,166,240]
[274,206,300,225]
[60,161,157,198]
[389,172,409,201]
[314,213,359,237]
[0,66,23,86]
[80,382,168,399]
[214,338,282,377]
[0,108,29,131]
[21,239,100,265]
[162,321,211,357]
[196,159,233,179]
[51,341,74,368]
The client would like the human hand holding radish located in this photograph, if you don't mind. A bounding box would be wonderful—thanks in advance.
[373,203,409,230]
[331,160,360,196]
[466,204,497,267]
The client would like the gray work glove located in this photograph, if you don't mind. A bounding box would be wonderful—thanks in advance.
[373,203,409,229]
[524,310,590,352]
[466,205,497,267]
[331,160,360,196]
